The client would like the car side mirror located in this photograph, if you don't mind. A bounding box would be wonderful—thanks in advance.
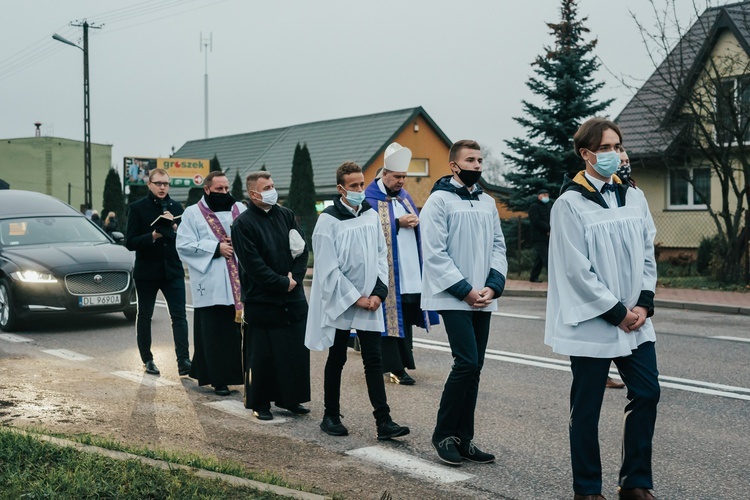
[111,231,125,245]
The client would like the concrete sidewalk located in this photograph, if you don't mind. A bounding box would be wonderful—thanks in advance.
[504,279,750,315]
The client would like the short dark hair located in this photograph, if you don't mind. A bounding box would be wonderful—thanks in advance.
[148,168,169,181]
[336,161,362,185]
[449,140,481,163]
[573,118,623,158]
[245,171,271,190]
[204,171,226,187]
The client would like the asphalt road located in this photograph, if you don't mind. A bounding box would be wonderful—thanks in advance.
[1,293,748,499]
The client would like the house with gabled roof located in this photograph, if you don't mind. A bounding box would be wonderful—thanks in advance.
[616,2,750,255]
[172,106,458,208]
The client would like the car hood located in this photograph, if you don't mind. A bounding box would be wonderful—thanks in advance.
[2,244,134,275]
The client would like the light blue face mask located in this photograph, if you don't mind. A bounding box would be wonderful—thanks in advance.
[587,150,620,177]
[344,190,366,206]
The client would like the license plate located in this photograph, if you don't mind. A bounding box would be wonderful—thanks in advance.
[79,295,121,307]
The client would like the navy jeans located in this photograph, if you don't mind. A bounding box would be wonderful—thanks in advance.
[433,310,491,443]
[324,329,390,424]
[569,341,660,495]
[134,277,189,364]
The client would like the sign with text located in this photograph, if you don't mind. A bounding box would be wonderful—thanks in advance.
[123,157,210,187]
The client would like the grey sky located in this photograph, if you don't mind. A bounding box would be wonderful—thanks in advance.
[1,0,711,175]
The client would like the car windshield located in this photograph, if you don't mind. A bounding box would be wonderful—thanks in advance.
[0,216,110,247]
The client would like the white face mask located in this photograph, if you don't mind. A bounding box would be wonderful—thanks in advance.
[259,188,278,206]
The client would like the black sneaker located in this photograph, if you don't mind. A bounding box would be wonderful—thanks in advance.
[178,359,192,376]
[376,419,410,440]
[320,415,348,436]
[432,436,462,465]
[458,440,495,463]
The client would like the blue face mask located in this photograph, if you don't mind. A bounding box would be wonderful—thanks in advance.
[541,196,550,204]
[587,150,620,177]
[344,190,366,206]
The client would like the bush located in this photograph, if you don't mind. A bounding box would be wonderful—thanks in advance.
[696,236,718,276]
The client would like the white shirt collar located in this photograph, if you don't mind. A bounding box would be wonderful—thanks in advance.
[449,176,476,192]
[584,172,613,192]
[340,200,361,216]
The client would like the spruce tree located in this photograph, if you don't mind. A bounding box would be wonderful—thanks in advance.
[102,167,125,223]
[231,170,244,202]
[186,154,222,206]
[504,0,612,210]
[286,143,317,246]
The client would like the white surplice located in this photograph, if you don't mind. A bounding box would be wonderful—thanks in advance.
[544,184,657,358]
[176,200,246,308]
[304,207,388,351]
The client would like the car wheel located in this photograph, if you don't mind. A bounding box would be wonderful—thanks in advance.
[123,306,137,321]
[0,278,20,332]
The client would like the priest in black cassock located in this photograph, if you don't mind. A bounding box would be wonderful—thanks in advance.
[232,171,311,421]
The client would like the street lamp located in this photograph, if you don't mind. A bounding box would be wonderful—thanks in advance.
[53,23,97,211]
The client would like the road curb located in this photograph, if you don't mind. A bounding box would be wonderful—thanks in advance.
[7,428,327,500]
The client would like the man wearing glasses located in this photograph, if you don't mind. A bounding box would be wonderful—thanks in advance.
[126,168,190,377]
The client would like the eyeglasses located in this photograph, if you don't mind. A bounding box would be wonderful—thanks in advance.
[150,181,169,188]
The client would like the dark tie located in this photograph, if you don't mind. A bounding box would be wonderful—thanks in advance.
[601,183,617,193]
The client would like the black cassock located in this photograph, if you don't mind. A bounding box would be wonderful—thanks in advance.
[190,305,243,388]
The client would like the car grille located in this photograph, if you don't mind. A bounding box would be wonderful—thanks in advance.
[65,271,130,295]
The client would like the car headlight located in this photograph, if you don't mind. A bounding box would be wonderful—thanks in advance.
[10,270,58,283]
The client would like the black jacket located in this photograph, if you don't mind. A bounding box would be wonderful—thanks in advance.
[527,198,551,243]
[125,192,184,281]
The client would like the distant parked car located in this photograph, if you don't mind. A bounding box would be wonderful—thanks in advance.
[0,190,137,331]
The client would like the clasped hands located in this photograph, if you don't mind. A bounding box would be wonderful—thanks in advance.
[463,287,496,308]
[398,214,419,229]
[356,295,383,311]
[218,237,234,259]
[618,306,648,333]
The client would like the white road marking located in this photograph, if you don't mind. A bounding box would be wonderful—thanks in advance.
[42,349,93,361]
[204,400,289,424]
[111,371,178,387]
[346,446,474,484]
[492,312,542,320]
[413,338,750,401]
[0,333,33,342]
[712,336,750,343]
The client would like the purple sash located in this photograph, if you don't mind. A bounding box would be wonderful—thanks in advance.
[197,201,243,322]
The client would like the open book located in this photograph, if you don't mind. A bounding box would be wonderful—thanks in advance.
[150,214,181,227]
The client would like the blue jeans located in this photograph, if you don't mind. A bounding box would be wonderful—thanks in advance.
[569,341,660,495]
[433,310,491,443]
[134,277,189,364]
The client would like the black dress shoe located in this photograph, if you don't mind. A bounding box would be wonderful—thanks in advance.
[213,386,231,396]
[376,419,410,440]
[278,403,311,414]
[320,414,348,436]
[389,371,415,385]
[144,360,160,375]
[457,440,495,463]
[178,359,192,376]
[253,409,273,421]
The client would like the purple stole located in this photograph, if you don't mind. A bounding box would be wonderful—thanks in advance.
[197,201,243,323]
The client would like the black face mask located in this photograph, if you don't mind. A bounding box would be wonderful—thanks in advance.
[205,192,235,212]
[454,165,482,187]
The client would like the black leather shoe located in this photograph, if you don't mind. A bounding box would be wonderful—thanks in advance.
[389,371,416,385]
[144,360,160,375]
[278,403,311,414]
[213,386,231,396]
[432,436,462,465]
[376,419,410,440]
[178,359,192,376]
[458,440,495,463]
[253,409,273,421]
[320,415,348,436]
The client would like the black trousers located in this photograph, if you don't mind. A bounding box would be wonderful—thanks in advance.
[134,277,189,364]
[569,341,660,495]
[190,306,243,388]
[325,329,390,425]
[433,310,491,443]
[530,239,549,281]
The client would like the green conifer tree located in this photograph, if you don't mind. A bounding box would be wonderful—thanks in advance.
[286,143,317,245]
[101,167,125,225]
[504,0,612,210]
[231,170,244,201]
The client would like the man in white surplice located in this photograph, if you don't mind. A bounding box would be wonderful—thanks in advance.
[545,118,660,500]
[306,161,410,442]
[176,171,245,396]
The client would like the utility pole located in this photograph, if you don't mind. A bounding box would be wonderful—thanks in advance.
[200,32,212,139]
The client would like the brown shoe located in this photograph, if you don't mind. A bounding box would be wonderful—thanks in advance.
[574,494,606,500]
[618,487,655,500]
[606,377,625,389]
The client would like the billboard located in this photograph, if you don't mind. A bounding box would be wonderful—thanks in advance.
[124,157,210,188]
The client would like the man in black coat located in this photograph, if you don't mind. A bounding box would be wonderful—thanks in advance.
[125,168,190,376]
[528,189,552,283]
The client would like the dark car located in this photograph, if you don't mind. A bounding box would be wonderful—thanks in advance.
[0,190,137,331]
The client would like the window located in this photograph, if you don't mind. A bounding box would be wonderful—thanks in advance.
[407,159,429,177]
[715,76,750,144]
[668,167,711,209]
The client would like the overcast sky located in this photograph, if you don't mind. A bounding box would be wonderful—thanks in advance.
[1,0,716,175]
